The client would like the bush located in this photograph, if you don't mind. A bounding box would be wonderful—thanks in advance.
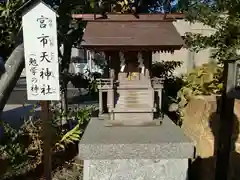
[177,62,223,108]
[0,104,95,179]
[151,61,182,79]
[0,0,23,60]
[176,62,224,125]
[151,61,184,116]
[151,61,183,98]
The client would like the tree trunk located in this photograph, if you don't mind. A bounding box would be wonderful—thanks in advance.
[60,39,72,124]
[0,44,24,112]
[61,80,68,124]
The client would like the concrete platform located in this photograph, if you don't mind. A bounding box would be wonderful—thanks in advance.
[79,116,195,180]
[79,116,195,160]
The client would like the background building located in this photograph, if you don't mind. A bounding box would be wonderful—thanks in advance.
[153,19,216,76]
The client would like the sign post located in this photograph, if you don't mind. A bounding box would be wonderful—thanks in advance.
[41,100,52,180]
[214,58,240,180]
[22,1,60,179]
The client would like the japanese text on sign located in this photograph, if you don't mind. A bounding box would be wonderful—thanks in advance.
[22,2,60,100]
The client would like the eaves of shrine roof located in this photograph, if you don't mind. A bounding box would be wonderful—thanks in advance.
[79,14,184,51]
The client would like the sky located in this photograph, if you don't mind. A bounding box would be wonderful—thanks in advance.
[148,0,180,13]
[0,0,182,13]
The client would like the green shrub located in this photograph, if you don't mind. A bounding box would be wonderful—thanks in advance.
[0,104,95,179]
[177,62,224,124]
[178,62,223,107]
[54,106,93,151]
[151,61,184,115]
[151,61,182,78]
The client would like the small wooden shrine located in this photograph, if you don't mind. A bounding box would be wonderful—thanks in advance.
[76,13,184,126]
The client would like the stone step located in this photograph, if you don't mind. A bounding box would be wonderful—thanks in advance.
[116,104,152,109]
[116,91,154,109]
[121,92,149,95]
[114,112,154,121]
[117,86,151,89]
[119,81,150,84]
[116,104,153,107]
[122,94,152,97]
[118,81,151,87]
[118,89,152,91]
[116,100,153,104]
[118,92,153,97]
[116,101,154,106]
[118,97,153,102]
[125,91,150,94]
[117,98,152,103]
[117,98,153,102]
[117,102,152,106]
[109,107,156,113]
[122,95,148,97]
[119,80,151,84]
[118,101,151,105]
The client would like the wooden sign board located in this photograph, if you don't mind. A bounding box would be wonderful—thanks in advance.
[22,1,60,101]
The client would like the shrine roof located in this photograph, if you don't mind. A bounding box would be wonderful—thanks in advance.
[72,13,184,21]
[79,14,184,51]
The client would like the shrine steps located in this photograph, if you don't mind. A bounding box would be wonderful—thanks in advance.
[109,107,156,113]
[113,112,154,123]
[115,89,154,110]
[109,85,155,122]
[118,80,151,89]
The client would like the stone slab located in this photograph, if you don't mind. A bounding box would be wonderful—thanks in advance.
[84,159,188,180]
[79,116,194,160]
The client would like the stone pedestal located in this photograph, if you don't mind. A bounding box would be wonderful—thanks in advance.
[79,116,194,180]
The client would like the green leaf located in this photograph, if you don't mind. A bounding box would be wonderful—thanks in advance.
[69,136,80,141]
[89,0,95,8]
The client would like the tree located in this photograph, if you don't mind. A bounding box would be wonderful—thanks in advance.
[54,0,176,115]
[0,0,23,60]
[184,1,240,180]
[0,0,183,117]
[184,0,240,61]
[46,0,188,118]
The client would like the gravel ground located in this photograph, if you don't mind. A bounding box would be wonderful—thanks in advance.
[52,159,83,180]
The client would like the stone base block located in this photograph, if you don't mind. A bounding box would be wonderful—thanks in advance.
[84,159,188,180]
[79,116,194,180]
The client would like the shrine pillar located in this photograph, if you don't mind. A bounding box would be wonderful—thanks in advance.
[141,51,152,79]
[138,52,145,76]
[118,51,127,80]
[98,88,103,116]
[106,53,117,111]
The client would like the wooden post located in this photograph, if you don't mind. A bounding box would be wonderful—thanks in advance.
[94,0,96,20]
[41,101,52,180]
[214,61,235,180]
[99,89,103,116]
[111,89,114,109]
[158,88,162,111]
[22,2,60,179]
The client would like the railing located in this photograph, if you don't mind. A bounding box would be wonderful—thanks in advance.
[97,78,114,89]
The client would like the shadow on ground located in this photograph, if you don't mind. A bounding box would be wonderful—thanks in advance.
[188,97,240,180]
[1,104,41,129]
